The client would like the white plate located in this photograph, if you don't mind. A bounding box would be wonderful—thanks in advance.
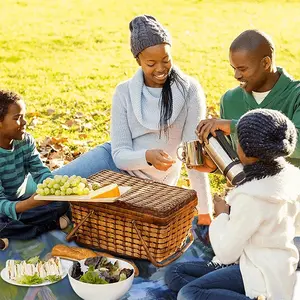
[34,186,131,203]
[0,259,72,287]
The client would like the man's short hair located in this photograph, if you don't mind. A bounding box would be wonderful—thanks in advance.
[230,29,275,59]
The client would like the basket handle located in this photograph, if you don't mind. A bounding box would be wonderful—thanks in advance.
[66,210,94,242]
[132,220,194,268]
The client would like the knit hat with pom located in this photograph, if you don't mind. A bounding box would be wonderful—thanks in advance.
[129,15,171,58]
[237,109,297,160]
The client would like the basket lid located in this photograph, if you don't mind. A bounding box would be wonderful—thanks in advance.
[88,170,197,218]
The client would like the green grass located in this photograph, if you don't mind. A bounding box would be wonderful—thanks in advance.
[1,0,300,192]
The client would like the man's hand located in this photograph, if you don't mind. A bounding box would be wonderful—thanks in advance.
[15,194,52,213]
[146,149,176,171]
[196,118,232,144]
[188,150,217,173]
[213,194,230,217]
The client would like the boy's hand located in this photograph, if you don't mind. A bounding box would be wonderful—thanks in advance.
[15,194,52,213]
[146,149,176,171]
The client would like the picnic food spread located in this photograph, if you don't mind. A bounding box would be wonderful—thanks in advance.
[70,256,133,284]
[51,244,140,276]
[6,256,63,285]
[36,175,120,198]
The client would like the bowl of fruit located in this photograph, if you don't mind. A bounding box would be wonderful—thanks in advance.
[68,256,134,300]
[34,175,130,203]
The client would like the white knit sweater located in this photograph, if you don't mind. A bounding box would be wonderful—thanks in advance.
[110,67,212,214]
[209,163,300,300]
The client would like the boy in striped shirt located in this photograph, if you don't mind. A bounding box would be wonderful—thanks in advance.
[0,90,70,248]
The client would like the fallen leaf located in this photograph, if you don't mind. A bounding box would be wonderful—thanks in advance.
[74,119,82,125]
[49,158,65,170]
[79,133,88,139]
[82,123,93,130]
[65,119,75,127]
[28,117,39,129]
[47,108,55,115]
[74,112,84,118]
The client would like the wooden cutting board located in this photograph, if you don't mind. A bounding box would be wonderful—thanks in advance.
[34,186,131,203]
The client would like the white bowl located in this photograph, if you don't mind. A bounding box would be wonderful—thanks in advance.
[68,257,134,300]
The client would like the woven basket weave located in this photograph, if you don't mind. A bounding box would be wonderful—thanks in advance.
[66,170,197,267]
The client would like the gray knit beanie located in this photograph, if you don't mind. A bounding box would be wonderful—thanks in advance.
[129,15,171,58]
[237,109,297,160]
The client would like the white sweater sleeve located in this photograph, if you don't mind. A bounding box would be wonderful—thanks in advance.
[182,79,212,214]
[110,87,150,171]
[209,194,264,265]
[295,201,300,236]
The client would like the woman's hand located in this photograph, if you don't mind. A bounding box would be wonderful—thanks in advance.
[196,118,231,144]
[213,194,230,217]
[146,149,176,171]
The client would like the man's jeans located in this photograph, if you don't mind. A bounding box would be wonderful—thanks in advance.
[165,261,253,300]
[0,201,70,240]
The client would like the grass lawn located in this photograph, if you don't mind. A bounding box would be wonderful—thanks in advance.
[0,0,300,191]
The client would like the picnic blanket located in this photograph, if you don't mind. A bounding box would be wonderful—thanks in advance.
[0,217,298,300]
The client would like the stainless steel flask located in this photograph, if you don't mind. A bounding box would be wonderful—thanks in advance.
[204,131,245,185]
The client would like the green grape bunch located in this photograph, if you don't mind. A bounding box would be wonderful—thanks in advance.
[36,175,90,196]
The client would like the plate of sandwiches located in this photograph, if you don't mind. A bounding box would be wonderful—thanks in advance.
[1,256,72,287]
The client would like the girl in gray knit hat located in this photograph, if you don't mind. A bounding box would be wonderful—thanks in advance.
[166,108,300,300]
[52,15,213,225]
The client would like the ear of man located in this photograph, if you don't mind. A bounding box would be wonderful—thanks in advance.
[262,56,272,70]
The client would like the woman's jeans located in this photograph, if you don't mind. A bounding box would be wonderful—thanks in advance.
[54,142,124,178]
[165,260,253,300]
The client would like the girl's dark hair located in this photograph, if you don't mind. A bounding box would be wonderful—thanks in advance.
[0,90,22,121]
[159,68,187,137]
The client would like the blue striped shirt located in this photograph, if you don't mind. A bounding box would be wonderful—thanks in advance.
[0,133,52,220]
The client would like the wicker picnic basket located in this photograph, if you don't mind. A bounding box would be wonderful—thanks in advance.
[66,170,197,267]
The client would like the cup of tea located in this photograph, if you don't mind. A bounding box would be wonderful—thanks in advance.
[177,140,203,167]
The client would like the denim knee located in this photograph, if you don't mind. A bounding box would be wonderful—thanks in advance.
[164,263,186,292]
[177,286,190,300]
[48,201,70,218]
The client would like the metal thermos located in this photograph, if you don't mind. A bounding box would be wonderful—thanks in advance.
[204,131,245,185]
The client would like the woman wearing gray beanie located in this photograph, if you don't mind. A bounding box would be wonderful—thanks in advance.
[53,15,213,225]
[165,108,300,300]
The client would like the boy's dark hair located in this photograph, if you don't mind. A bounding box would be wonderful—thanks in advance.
[0,90,22,121]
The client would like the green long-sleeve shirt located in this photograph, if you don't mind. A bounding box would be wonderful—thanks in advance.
[0,133,52,220]
[221,67,300,167]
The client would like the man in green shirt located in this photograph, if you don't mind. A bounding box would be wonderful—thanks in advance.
[197,29,300,168]
[195,29,300,271]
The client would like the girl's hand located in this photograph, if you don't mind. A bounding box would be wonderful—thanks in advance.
[213,194,230,216]
[146,149,176,171]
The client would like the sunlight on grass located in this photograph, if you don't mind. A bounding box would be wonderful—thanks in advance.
[0,0,299,191]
